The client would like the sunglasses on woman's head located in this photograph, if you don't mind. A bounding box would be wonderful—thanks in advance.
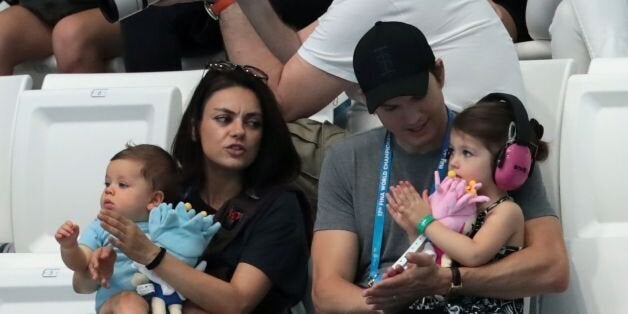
[204,61,269,83]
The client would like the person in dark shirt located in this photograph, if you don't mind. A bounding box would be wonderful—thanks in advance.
[120,0,332,72]
[98,61,310,313]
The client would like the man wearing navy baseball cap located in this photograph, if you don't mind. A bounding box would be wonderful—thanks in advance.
[312,21,568,313]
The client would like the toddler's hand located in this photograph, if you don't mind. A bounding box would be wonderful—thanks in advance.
[386,181,430,238]
[55,221,80,248]
[89,247,116,288]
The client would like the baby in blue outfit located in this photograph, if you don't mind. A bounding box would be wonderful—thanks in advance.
[55,144,180,313]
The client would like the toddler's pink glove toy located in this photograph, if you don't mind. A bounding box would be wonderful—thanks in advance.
[429,171,490,233]
[388,171,490,272]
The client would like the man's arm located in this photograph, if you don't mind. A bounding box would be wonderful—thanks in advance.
[461,216,569,298]
[237,0,305,63]
[311,230,379,314]
[220,3,351,121]
[363,216,568,308]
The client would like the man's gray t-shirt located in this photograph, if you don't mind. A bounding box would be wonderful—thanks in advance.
[315,127,555,286]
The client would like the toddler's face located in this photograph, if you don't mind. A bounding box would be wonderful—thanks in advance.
[100,159,154,221]
[448,130,494,190]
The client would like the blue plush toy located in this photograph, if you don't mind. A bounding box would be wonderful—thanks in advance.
[133,202,221,314]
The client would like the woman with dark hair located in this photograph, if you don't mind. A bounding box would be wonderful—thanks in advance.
[97,62,309,313]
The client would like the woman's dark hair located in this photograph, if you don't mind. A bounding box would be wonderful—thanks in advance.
[452,100,549,163]
[171,66,301,193]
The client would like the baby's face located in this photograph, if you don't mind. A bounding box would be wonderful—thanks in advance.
[448,130,494,188]
[100,159,154,221]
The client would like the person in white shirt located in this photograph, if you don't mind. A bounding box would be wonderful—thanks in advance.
[207,0,525,123]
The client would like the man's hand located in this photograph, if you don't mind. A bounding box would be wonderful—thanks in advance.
[363,252,443,311]
[89,247,116,288]
[55,221,80,248]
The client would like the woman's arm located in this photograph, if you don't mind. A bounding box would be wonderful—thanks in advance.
[98,209,273,313]
[155,254,272,313]
[425,202,524,266]
[98,190,307,313]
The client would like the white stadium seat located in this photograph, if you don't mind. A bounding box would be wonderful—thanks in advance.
[540,74,628,313]
[41,70,339,123]
[14,54,217,89]
[1,86,181,312]
[42,70,204,110]
[515,0,562,60]
[588,58,628,75]
[519,59,575,314]
[0,253,94,313]
[0,75,32,244]
[519,59,576,217]
[10,87,182,253]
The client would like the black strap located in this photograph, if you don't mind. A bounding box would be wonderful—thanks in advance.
[146,246,166,270]
[198,186,312,281]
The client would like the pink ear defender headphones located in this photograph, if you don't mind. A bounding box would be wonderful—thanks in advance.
[479,93,541,191]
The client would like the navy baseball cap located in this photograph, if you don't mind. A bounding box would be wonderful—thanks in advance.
[353,21,436,113]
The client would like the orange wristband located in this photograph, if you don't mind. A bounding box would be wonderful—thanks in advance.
[205,0,236,20]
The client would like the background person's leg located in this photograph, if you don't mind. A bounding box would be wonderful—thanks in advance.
[52,8,122,73]
[0,5,52,75]
[121,5,185,72]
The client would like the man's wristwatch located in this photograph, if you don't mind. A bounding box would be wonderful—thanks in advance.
[446,266,462,299]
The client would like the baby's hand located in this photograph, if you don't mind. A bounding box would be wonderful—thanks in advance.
[55,221,80,248]
[386,181,431,238]
[89,247,116,288]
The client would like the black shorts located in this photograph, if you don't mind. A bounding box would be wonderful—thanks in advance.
[20,0,99,25]
[493,0,531,42]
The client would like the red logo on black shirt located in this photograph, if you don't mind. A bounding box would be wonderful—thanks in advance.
[228,209,243,221]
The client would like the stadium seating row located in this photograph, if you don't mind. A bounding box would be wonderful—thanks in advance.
[0,59,627,313]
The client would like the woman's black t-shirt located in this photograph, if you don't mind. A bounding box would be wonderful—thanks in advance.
[185,188,309,314]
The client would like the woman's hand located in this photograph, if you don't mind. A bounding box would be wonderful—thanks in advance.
[98,209,161,265]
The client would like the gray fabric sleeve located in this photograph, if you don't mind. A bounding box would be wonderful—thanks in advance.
[314,142,356,233]
[511,166,557,220]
